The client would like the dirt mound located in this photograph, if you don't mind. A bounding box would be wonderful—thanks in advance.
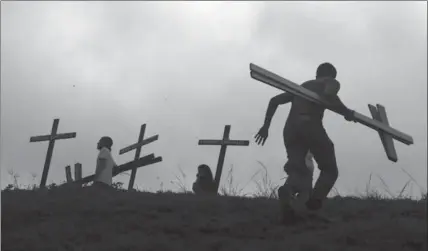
[2,186,426,251]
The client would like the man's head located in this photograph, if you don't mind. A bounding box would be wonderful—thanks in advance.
[97,136,113,150]
[316,62,337,79]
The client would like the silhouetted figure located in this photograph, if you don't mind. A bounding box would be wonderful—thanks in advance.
[94,136,118,189]
[192,164,216,195]
[255,62,356,223]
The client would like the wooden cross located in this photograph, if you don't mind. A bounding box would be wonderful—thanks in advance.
[30,118,77,188]
[59,153,162,186]
[198,125,250,192]
[119,124,160,190]
[249,63,414,162]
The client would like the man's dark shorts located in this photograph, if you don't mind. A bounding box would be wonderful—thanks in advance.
[283,118,338,175]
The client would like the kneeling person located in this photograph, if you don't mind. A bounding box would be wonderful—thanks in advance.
[192,164,216,195]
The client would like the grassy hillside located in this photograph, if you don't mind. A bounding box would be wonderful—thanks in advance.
[2,183,426,251]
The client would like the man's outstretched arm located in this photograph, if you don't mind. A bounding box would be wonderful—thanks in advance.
[263,92,293,127]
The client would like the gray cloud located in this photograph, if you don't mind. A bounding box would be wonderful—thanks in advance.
[1,2,426,196]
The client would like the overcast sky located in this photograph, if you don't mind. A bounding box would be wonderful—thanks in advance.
[1,2,426,197]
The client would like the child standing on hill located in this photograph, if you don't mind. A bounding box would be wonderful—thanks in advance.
[94,136,118,188]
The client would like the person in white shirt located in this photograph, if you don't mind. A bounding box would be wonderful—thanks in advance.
[94,136,117,187]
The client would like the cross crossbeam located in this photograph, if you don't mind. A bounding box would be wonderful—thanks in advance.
[29,118,77,188]
[198,125,249,192]
[249,63,413,162]
[119,124,161,190]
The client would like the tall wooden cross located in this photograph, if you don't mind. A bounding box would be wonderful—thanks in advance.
[249,63,414,162]
[119,124,160,190]
[30,118,77,188]
[198,125,250,192]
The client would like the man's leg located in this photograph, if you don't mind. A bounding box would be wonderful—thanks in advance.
[280,130,309,223]
[294,152,315,207]
[306,126,338,211]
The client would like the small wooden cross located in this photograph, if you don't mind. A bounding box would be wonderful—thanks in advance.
[30,118,76,188]
[119,124,160,190]
[198,125,250,192]
[249,63,413,162]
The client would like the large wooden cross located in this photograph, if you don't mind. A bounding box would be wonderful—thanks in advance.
[249,63,414,162]
[198,125,250,192]
[119,124,160,190]
[30,118,77,188]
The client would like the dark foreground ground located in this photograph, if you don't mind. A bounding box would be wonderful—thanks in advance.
[2,186,427,251]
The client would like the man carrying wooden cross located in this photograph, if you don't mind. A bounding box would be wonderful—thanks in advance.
[255,63,356,223]
[94,136,118,188]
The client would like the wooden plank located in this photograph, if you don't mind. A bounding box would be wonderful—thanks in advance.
[376,104,397,157]
[213,125,230,192]
[74,163,82,181]
[51,132,77,140]
[368,104,398,162]
[30,133,76,142]
[223,140,249,146]
[65,165,72,183]
[199,139,250,146]
[30,135,52,142]
[249,63,413,145]
[39,119,59,188]
[119,134,159,155]
[128,124,146,190]
[199,139,223,145]
[69,154,162,186]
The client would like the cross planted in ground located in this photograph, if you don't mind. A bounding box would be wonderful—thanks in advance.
[119,123,160,190]
[30,118,76,188]
[198,125,250,192]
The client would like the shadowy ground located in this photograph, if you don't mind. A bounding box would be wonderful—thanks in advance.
[2,186,427,251]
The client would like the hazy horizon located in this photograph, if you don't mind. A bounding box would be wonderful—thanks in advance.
[1,2,427,197]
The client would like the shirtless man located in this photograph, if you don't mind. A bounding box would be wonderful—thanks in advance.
[94,136,118,188]
[255,63,355,223]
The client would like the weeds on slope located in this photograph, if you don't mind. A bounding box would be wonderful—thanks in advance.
[2,162,427,202]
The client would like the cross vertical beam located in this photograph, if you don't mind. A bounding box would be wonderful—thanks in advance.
[30,118,77,188]
[368,104,397,162]
[198,125,250,192]
[119,124,160,190]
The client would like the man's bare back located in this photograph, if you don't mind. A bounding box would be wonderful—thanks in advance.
[285,77,341,129]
